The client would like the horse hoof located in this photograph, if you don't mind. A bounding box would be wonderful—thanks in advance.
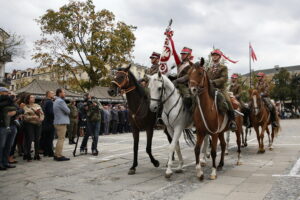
[210,175,217,180]
[198,174,204,181]
[236,161,242,166]
[128,169,136,175]
[217,166,223,171]
[153,160,160,168]
[165,173,173,179]
[200,162,206,167]
[269,147,274,151]
[225,152,229,156]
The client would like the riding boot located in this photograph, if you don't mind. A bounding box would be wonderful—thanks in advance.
[270,108,278,128]
[228,110,237,132]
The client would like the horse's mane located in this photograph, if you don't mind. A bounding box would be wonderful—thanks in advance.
[118,68,146,97]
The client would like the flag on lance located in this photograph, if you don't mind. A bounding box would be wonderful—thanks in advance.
[249,43,257,62]
[158,19,173,74]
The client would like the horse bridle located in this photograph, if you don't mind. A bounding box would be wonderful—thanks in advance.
[189,67,208,95]
[150,77,175,106]
[111,71,136,95]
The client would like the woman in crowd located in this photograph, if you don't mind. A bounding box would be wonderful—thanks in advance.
[23,94,44,161]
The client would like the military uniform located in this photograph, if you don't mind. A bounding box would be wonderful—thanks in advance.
[67,103,78,144]
[148,63,160,75]
[229,83,242,100]
[255,79,278,127]
[208,49,237,131]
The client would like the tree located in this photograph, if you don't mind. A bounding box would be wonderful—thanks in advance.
[270,68,291,102]
[0,32,24,62]
[290,73,300,108]
[33,0,136,91]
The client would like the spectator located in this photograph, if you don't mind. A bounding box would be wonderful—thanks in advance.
[118,105,126,133]
[42,91,55,157]
[67,99,78,145]
[110,106,119,134]
[53,88,70,161]
[102,105,111,135]
[23,94,44,161]
[0,87,20,170]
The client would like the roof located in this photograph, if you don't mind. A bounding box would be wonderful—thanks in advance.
[243,65,300,76]
[15,79,84,100]
[89,86,123,103]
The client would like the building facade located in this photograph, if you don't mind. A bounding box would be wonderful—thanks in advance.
[0,28,11,85]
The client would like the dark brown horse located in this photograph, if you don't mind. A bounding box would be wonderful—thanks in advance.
[188,59,243,180]
[249,89,280,153]
[108,64,172,175]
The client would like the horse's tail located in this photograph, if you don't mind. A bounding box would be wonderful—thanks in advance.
[183,129,196,146]
[274,115,281,137]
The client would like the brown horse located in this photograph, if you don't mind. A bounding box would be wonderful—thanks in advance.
[108,64,173,175]
[188,59,243,180]
[249,89,280,153]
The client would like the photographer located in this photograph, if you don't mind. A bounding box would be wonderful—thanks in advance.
[0,87,23,170]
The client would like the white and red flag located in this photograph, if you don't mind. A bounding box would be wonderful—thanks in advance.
[249,43,257,62]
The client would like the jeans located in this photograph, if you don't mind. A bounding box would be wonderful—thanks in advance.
[80,121,100,151]
[0,126,17,167]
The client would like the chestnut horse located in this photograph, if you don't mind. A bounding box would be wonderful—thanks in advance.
[108,64,173,175]
[188,58,243,180]
[249,89,280,153]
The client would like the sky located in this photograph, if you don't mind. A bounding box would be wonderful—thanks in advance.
[1,0,300,75]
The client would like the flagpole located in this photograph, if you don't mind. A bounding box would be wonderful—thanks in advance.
[249,42,252,88]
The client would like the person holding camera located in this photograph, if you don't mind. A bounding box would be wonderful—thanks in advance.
[23,94,44,161]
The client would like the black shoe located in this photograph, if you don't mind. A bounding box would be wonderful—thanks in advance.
[0,166,7,170]
[54,156,70,161]
[272,121,278,128]
[92,149,98,156]
[34,155,41,161]
[5,164,16,168]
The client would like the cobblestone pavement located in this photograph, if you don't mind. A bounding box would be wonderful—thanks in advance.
[0,119,300,200]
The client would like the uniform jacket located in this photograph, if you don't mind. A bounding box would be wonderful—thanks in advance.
[255,80,270,97]
[147,64,159,75]
[229,83,242,99]
[207,63,228,91]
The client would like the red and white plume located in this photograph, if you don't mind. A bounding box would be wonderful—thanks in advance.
[249,43,257,62]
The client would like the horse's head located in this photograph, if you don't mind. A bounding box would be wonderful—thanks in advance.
[249,89,261,115]
[108,64,132,97]
[188,57,206,96]
[147,71,165,112]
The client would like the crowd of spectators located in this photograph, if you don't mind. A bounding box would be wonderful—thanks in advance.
[0,87,130,171]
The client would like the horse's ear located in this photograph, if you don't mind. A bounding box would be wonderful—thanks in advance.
[158,71,162,78]
[125,64,132,71]
[200,57,205,67]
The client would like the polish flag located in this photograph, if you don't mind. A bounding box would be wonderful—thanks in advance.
[249,44,257,62]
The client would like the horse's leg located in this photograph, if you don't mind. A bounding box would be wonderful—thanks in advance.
[254,126,261,153]
[146,128,160,168]
[195,132,205,180]
[270,126,275,151]
[225,131,230,155]
[217,132,226,171]
[128,129,139,175]
[244,127,248,147]
[266,125,272,147]
[165,126,182,178]
[236,118,242,165]
[259,123,267,153]
[174,141,184,173]
[210,135,218,180]
[200,135,209,166]
[164,127,175,161]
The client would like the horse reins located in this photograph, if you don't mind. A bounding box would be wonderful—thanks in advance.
[111,71,136,95]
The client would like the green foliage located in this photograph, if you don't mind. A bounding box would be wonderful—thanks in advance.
[270,68,291,101]
[33,0,136,91]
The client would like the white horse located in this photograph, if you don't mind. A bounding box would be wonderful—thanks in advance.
[147,72,194,178]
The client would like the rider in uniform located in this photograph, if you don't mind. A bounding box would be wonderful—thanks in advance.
[255,72,278,127]
[147,52,161,75]
[229,74,242,100]
[207,49,237,131]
